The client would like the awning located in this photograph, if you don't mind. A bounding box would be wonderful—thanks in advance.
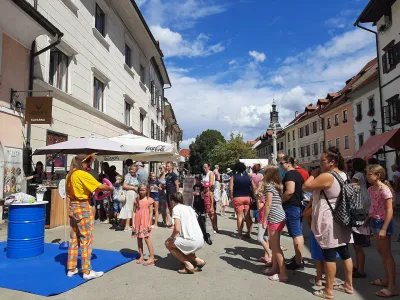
[352,129,400,160]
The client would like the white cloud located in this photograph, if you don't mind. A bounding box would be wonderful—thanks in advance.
[151,25,224,57]
[229,60,237,65]
[180,138,196,149]
[249,50,266,63]
[165,27,376,141]
[270,76,285,86]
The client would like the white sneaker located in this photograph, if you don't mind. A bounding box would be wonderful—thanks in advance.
[83,270,104,280]
[67,268,79,277]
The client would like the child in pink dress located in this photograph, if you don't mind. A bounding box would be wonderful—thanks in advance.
[132,184,155,266]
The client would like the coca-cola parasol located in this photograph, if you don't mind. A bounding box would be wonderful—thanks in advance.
[96,134,180,162]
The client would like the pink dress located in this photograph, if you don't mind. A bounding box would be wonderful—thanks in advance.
[311,171,353,249]
[132,197,154,238]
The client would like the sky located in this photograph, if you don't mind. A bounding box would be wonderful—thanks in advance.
[136,0,375,149]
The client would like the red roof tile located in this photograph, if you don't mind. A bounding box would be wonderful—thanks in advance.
[247,141,257,145]
[179,149,190,157]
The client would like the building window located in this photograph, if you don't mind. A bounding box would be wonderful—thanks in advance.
[124,101,131,126]
[287,132,290,142]
[125,44,131,67]
[344,135,349,149]
[150,81,156,105]
[334,114,339,126]
[383,95,400,126]
[300,147,304,158]
[288,149,291,156]
[328,140,332,148]
[335,138,340,149]
[49,48,69,92]
[368,96,375,113]
[156,125,160,140]
[343,110,348,123]
[327,118,331,129]
[320,141,325,153]
[382,41,399,74]
[292,130,295,141]
[356,103,362,120]
[313,143,318,156]
[93,77,104,111]
[140,65,146,84]
[358,133,364,147]
[312,121,317,133]
[151,119,155,139]
[140,114,145,134]
[319,118,324,130]
[95,4,105,36]
[280,142,283,150]
[305,125,309,136]
[299,127,304,138]
[293,148,296,158]
[306,145,310,156]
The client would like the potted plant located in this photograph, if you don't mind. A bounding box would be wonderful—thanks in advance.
[355,115,362,122]
[367,109,375,117]
[36,185,47,202]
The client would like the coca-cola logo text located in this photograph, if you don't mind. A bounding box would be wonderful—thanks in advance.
[145,145,166,152]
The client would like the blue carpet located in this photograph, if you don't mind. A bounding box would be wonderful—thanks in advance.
[0,242,139,296]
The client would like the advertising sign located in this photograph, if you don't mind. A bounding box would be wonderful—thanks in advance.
[3,147,23,197]
[25,97,53,124]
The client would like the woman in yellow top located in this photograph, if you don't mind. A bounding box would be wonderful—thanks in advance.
[66,154,114,280]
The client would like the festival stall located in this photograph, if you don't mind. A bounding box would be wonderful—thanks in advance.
[239,159,269,168]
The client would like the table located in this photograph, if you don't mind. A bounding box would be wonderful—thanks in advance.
[7,201,48,259]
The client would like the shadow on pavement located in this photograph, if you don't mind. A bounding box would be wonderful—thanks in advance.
[119,248,139,258]
[154,253,182,271]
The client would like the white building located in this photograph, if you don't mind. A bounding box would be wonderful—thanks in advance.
[25,0,173,173]
[356,0,400,174]
[350,61,381,151]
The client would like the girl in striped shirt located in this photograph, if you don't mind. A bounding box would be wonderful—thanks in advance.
[258,165,288,282]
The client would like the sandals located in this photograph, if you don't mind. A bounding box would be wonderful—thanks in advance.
[313,290,334,299]
[280,245,287,251]
[333,285,353,295]
[376,288,399,298]
[257,257,272,264]
[195,261,206,271]
[371,279,389,287]
[353,270,367,278]
[268,274,288,282]
[178,267,195,274]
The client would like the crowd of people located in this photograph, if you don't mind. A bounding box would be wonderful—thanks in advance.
[62,150,399,298]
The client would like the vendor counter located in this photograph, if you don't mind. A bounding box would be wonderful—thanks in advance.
[28,185,68,229]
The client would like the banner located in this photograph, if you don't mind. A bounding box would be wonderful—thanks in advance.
[182,177,195,206]
[25,97,53,124]
[3,147,23,197]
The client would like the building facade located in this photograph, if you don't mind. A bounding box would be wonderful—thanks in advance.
[356,0,400,175]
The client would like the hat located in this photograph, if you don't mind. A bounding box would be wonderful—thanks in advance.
[226,168,232,173]
[135,161,144,167]
[82,153,96,163]
[203,182,211,188]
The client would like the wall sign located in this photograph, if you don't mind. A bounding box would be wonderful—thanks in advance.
[3,147,23,197]
[25,97,53,124]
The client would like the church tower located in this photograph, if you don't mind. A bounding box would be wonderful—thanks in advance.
[268,99,283,131]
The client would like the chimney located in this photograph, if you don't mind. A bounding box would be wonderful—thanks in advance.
[295,111,298,118]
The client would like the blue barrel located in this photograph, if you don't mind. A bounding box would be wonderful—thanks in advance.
[7,203,46,259]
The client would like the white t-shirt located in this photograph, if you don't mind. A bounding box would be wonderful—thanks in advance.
[172,204,203,241]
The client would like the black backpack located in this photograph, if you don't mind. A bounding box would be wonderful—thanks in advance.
[321,171,367,228]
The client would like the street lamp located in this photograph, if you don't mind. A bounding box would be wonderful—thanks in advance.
[370,119,382,136]
[128,126,134,134]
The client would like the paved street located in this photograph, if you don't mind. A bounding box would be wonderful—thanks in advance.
[1,208,400,300]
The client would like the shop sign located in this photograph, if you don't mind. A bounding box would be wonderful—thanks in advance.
[25,97,53,124]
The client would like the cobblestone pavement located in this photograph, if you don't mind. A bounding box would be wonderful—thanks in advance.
[1,208,400,300]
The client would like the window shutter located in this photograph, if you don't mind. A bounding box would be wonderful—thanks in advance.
[151,120,154,138]
[395,101,400,122]
[382,53,388,74]
[394,42,400,66]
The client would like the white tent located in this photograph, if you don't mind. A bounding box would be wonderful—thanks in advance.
[96,134,180,162]
[239,159,269,168]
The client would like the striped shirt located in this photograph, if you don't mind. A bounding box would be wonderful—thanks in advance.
[264,184,286,224]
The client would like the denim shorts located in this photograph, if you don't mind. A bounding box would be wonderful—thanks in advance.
[113,200,122,213]
[284,205,303,237]
[370,218,393,236]
[150,192,160,202]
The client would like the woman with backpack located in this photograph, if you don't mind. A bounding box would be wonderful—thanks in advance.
[303,146,354,299]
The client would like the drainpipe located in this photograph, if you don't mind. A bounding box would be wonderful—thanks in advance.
[355,23,389,166]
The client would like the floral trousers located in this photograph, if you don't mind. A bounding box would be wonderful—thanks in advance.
[67,201,94,274]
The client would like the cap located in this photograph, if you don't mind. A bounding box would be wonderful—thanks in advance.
[135,161,144,167]
[226,168,232,173]
[203,182,211,188]
[82,153,96,163]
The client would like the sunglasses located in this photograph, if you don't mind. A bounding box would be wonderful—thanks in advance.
[279,162,287,166]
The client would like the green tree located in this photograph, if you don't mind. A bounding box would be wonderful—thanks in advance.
[211,133,257,171]
[189,129,225,174]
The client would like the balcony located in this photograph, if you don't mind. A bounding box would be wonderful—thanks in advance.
[334,121,339,126]
[343,118,348,123]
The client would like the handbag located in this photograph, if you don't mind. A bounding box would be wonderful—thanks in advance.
[117,188,127,203]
